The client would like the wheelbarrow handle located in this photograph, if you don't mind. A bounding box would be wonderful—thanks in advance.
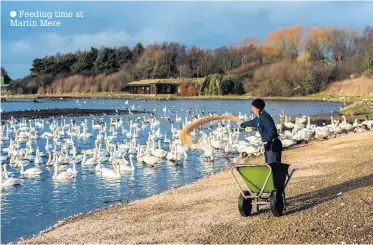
[284,168,296,189]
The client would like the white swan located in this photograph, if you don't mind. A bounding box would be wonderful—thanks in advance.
[20,161,42,176]
[166,143,177,162]
[96,162,121,179]
[66,159,77,176]
[1,164,23,187]
[284,115,295,129]
[34,148,45,165]
[342,116,354,131]
[143,152,160,167]
[151,140,167,158]
[53,161,75,181]
[119,154,135,172]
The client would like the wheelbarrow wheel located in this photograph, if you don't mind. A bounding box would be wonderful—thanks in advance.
[269,189,284,217]
[238,191,252,217]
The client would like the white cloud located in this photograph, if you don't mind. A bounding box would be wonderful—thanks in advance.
[6,28,168,56]
[9,40,32,52]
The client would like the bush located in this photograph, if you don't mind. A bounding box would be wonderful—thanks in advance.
[179,79,197,96]
[232,80,245,94]
[224,61,258,81]
[364,69,373,78]
[200,74,223,95]
[221,80,234,95]
[252,61,316,96]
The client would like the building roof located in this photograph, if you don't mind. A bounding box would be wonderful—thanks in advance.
[125,78,203,86]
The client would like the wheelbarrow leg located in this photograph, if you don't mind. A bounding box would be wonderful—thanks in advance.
[283,169,296,210]
[283,190,287,210]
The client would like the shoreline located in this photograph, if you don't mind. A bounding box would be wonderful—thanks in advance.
[17,131,373,244]
[1,92,365,103]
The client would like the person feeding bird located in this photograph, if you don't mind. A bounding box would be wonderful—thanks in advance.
[240,99,282,164]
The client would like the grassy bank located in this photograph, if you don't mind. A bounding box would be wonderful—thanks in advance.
[2,91,371,102]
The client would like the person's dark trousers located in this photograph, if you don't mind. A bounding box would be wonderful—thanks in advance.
[264,138,282,164]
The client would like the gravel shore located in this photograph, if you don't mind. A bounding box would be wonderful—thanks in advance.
[19,131,373,244]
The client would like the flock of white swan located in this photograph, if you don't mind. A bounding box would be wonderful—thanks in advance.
[1,106,373,188]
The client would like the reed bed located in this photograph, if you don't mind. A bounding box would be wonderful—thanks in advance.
[179,115,239,148]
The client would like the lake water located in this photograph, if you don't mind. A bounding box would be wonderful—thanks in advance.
[0,98,342,243]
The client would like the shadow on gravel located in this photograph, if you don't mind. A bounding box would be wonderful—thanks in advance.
[285,173,373,215]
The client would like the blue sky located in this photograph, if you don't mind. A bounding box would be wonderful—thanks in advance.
[1,1,372,79]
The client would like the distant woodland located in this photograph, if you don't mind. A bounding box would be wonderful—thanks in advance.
[3,25,373,96]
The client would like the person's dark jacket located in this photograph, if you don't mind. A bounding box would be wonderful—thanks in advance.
[242,110,278,142]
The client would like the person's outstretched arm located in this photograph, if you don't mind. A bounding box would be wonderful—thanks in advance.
[240,117,258,128]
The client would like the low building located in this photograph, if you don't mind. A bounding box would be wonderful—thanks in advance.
[0,75,10,92]
[122,79,180,95]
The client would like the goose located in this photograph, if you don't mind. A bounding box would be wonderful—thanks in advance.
[1,164,23,187]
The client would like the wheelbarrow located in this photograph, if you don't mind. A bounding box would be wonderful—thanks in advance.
[231,163,296,217]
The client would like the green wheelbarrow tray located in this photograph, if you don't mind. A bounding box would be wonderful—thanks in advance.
[231,163,296,217]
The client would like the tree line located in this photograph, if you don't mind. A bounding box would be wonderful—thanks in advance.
[5,25,373,96]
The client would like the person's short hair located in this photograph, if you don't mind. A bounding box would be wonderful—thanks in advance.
[252,98,265,110]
